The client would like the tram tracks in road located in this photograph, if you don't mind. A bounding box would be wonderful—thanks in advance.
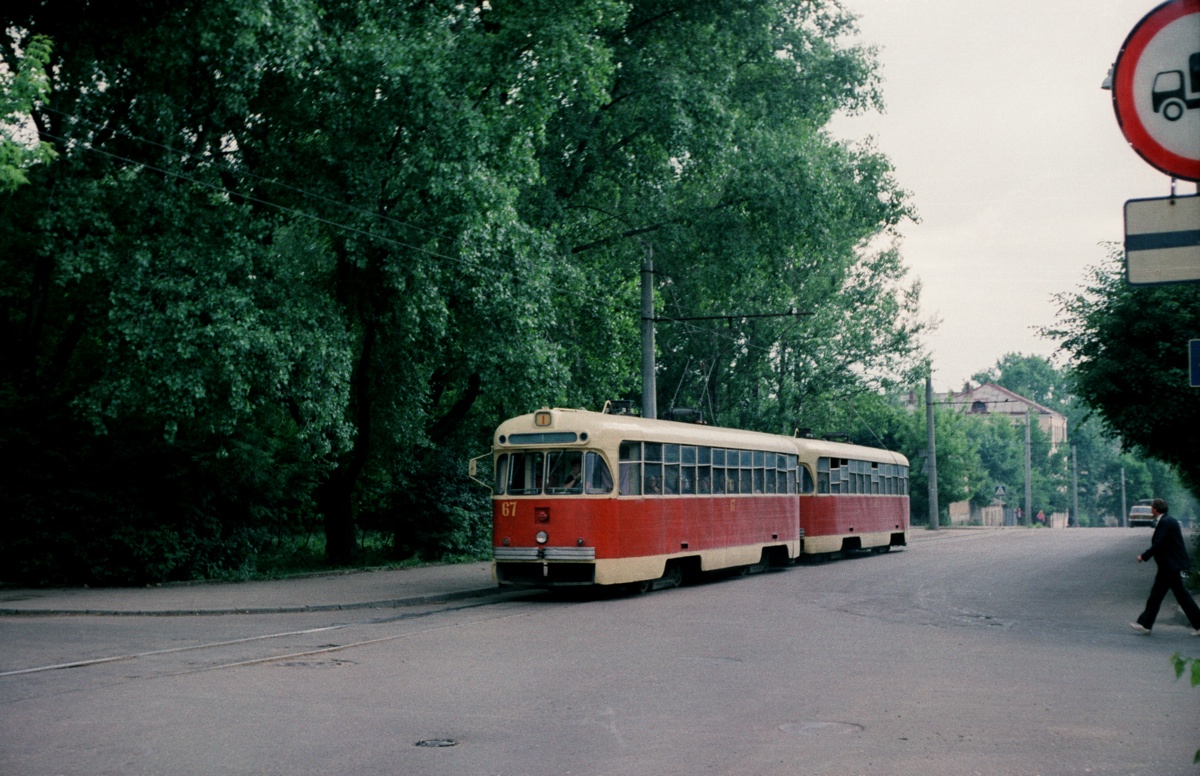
[0,596,537,683]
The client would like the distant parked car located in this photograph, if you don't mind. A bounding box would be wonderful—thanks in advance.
[1128,500,1155,528]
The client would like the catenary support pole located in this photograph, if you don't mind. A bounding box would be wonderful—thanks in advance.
[641,245,656,420]
[1024,408,1032,526]
[925,370,939,531]
[1120,468,1127,528]
[1072,445,1079,528]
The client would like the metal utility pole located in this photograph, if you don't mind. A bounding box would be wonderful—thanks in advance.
[1024,408,1032,526]
[1120,467,1127,528]
[925,371,939,531]
[1071,445,1079,528]
[641,246,656,420]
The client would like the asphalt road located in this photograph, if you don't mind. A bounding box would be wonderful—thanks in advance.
[2,527,1197,775]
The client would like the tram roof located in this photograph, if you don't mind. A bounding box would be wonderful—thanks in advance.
[793,437,909,467]
[494,408,908,466]
[494,408,797,451]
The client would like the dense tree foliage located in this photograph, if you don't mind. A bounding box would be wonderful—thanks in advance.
[1,0,926,584]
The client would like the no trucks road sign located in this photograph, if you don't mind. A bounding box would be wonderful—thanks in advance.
[1112,0,1200,181]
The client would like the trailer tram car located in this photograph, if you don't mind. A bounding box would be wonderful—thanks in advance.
[489,407,909,591]
[794,438,910,557]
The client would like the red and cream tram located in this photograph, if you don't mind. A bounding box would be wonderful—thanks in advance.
[488,407,908,590]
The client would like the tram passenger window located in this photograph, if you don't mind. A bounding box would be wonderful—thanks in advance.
[681,464,696,495]
[665,444,680,464]
[712,448,726,467]
[765,468,776,493]
[788,455,798,494]
[698,446,711,465]
[753,469,765,494]
[697,464,711,494]
[817,457,830,494]
[682,446,696,465]
[494,454,509,495]
[740,450,753,469]
[711,465,725,494]
[645,442,662,462]
[619,441,641,496]
[740,466,753,494]
[645,463,663,495]
[754,450,765,469]
[871,464,881,495]
[585,452,614,494]
[664,463,680,495]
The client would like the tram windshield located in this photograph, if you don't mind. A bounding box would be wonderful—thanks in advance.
[495,450,614,496]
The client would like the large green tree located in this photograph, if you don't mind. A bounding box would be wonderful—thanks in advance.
[526,0,926,434]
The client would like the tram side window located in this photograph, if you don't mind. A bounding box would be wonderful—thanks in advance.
[697,446,711,494]
[585,452,614,494]
[644,441,664,495]
[826,458,842,494]
[739,450,753,494]
[799,463,815,494]
[681,446,696,495]
[711,448,725,494]
[663,443,680,495]
[788,454,799,494]
[817,457,830,494]
[619,441,642,496]
[507,451,544,495]
[900,465,909,495]
[494,454,509,496]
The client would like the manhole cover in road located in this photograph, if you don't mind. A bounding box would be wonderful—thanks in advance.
[778,721,864,736]
[415,739,458,748]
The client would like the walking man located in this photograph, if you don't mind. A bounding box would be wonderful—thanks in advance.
[1131,498,1200,636]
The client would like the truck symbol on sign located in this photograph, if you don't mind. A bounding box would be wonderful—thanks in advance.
[1152,51,1200,121]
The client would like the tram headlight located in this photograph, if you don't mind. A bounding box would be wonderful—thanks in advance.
[535,531,549,545]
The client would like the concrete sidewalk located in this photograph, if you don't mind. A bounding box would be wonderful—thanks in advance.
[0,562,501,616]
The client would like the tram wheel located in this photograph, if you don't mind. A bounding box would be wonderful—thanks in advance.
[660,562,684,589]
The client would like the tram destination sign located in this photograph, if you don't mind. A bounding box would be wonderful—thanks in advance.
[1124,194,1200,284]
[1111,0,1200,181]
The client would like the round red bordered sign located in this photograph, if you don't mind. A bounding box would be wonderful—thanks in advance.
[1112,0,1200,181]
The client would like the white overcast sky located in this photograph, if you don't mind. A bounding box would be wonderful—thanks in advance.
[831,0,1183,391]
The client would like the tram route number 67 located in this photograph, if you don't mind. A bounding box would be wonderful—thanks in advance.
[500,501,518,517]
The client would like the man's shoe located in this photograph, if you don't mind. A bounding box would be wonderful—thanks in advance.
[1130,622,1151,634]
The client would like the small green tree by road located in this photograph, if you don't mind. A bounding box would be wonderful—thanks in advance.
[1046,246,1200,495]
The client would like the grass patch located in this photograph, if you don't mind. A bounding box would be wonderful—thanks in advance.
[210,530,489,582]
